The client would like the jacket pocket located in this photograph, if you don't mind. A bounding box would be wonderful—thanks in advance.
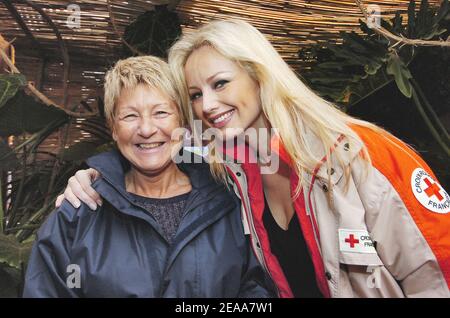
[315,164,345,188]
[339,251,383,266]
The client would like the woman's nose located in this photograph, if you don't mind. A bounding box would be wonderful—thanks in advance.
[137,117,158,137]
[201,90,219,114]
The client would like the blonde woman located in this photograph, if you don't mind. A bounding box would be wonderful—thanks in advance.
[56,20,450,298]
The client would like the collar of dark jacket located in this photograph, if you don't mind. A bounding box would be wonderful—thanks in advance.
[85,148,217,193]
[84,149,236,247]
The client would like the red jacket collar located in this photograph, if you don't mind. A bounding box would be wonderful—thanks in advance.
[220,134,292,166]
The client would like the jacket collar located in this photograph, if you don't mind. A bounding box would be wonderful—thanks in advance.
[218,125,363,185]
[268,127,363,181]
[86,149,128,190]
[85,149,233,246]
[86,148,215,193]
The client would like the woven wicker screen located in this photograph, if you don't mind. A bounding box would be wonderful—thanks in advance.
[0,0,443,149]
[0,0,442,103]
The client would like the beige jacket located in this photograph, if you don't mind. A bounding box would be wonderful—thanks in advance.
[224,125,450,298]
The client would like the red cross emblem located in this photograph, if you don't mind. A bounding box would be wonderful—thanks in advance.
[345,234,359,248]
[424,178,443,201]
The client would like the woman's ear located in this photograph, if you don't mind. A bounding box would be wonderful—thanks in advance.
[111,126,118,142]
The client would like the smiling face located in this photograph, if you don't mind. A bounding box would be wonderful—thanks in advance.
[185,45,266,141]
[112,84,181,176]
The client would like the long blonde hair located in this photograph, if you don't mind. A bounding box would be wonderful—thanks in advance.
[169,19,380,196]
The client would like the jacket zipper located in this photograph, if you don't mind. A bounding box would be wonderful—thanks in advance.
[225,166,281,297]
[158,190,225,297]
[303,173,334,298]
[304,177,323,257]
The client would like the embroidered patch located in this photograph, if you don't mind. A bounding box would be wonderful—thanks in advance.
[411,168,450,214]
[338,229,377,254]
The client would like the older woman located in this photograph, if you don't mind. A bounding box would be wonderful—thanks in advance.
[23,56,273,298]
[56,20,450,298]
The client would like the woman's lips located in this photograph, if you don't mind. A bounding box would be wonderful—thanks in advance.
[209,109,235,129]
[134,142,167,154]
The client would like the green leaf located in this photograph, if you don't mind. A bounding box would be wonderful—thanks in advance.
[423,26,447,40]
[416,0,435,38]
[325,45,369,66]
[418,0,431,27]
[122,5,182,58]
[386,53,413,98]
[380,19,395,33]
[408,0,417,37]
[364,61,382,76]
[392,12,404,34]
[0,264,22,297]
[0,90,69,137]
[0,233,33,269]
[359,20,375,36]
[433,0,449,25]
[348,68,394,106]
[0,74,26,110]
[343,32,387,59]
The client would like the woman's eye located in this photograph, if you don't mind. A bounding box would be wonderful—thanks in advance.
[190,92,202,101]
[155,111,168,117]
[123,114,137,119]
[214,80,228,89]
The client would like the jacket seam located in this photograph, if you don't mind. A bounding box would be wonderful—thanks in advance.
[367,165,448,292]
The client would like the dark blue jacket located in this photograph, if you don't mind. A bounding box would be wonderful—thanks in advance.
[23,150,274,297]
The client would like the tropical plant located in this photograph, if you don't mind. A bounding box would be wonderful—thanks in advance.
[122,5,182,58]
[299,0,450,157]
[0,73,112,296]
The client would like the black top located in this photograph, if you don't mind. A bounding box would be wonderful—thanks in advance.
[262,194,323,298]
[129,191,191,244]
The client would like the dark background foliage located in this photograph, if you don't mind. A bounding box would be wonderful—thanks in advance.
[348,45,449,190]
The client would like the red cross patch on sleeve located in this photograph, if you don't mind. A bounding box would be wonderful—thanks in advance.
[411,168,450,214]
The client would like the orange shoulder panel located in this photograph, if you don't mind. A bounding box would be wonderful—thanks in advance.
[350,124,450,287]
